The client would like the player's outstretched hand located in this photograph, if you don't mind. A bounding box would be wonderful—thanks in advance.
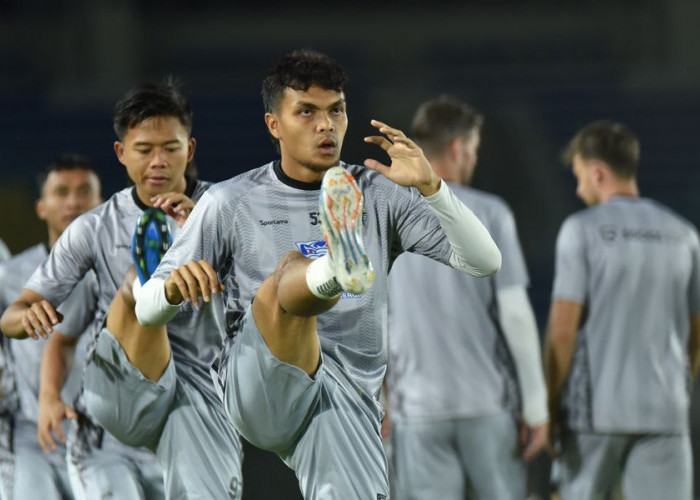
[37,396,77,454]
[151,192,195,228]
[164,259,225,307]
[364,119,441,197]
[21,300,63,340]
[520,421,549,461]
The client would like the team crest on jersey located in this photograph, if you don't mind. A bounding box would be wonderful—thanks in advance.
[296,240,328,259]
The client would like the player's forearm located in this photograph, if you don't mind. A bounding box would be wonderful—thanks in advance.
[135,278,181,326]
[544,326,577,411]
[422,181,501,277]
[497,287,548,425]
[39,333,74,402]
[0,303,30,339]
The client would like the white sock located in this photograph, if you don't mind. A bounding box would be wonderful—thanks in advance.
[306,255,342,299]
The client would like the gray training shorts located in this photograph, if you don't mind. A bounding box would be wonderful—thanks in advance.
[83,328,243,499]
[557,431,692,500]
[218,305,390,500]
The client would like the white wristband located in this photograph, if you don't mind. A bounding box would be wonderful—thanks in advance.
[135,278,181,326]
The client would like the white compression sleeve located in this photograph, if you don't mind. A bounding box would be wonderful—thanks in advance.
[497,286,549,426]
[134,278,181,326]
[423,181,501,277]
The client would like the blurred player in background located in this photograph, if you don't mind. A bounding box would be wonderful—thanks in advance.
[0,154,101,500]
[545,120,700,500]
[0,81,239,499]
[384,95,548,499]
[134,49,501,499]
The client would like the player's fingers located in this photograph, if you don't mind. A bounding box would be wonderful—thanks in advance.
[185,261,212,303]
[519,423,529,447]
[371,119,406,138]
[363,159,391,175]
[42,421,57,452]
[65,406,78,420]
[37,425,51,454]
[21,315,39,340]
[178,265,201,307]
[27,307,52,337]
[52,415,67,443]
[363,135,393,152]
[39,300,61,325]
[198,260,223,294]
[169,269,191,303]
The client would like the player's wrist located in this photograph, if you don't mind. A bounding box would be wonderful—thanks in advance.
[417,176,441,198]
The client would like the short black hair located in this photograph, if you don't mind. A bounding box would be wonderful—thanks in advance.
[411,95,483,158]
[36,153,97,198]
[562,120,639,179]
[113,79,193,140]
[261,49,348,114]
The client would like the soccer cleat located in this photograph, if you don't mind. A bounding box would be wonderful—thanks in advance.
[131,208,172,285]
[319,166,375,294]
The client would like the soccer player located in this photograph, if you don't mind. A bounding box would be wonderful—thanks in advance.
[384,95,548,499]
[545,120,700,499]
[0,81,243,499]
[135,49,502,499]
[0,154,101,500]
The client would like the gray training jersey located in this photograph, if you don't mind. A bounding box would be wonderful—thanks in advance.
[387,184,527,423]
[24,179,225,404]
[0,244,95,423]
[553,196,700,433]
[152,161,453,413]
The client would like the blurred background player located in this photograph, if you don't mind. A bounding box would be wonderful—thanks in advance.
[2,80,243,499]
[384,95,548,499]
[545,120,700,499]
[0,154,101,500]
[135,49,501,499]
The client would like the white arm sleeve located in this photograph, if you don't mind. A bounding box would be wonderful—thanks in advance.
[497,285,548,426]
[423,181,501,276]
[135,278,181,326]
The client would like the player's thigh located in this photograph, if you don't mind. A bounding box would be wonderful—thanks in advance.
[284,367,389,500]
[83,327,176,449]
[221,306,321,452]
[14,445,65,500]
[68,449,148,500]
[455,412,525,500]
[156,379,243,499]
[392,420,463,500]
[623,434,691,500]
[557,432,627,500]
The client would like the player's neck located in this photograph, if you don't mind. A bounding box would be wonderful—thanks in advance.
[428,158,460,184]
[279,158,328,184]
[600,181,639,203]
[47,227,60,249]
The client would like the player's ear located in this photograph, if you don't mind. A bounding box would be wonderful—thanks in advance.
[114,141,127,167]
[448,137,462,163]
[265,113,281,140]
[35,198,47,221]
[187,138,197,162]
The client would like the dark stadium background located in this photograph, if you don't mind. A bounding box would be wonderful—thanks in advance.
[2,1,699,498]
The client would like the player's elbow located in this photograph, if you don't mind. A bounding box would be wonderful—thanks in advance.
[459,246,502,277]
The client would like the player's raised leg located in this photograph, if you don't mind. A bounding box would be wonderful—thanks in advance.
[106,209,172,381]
